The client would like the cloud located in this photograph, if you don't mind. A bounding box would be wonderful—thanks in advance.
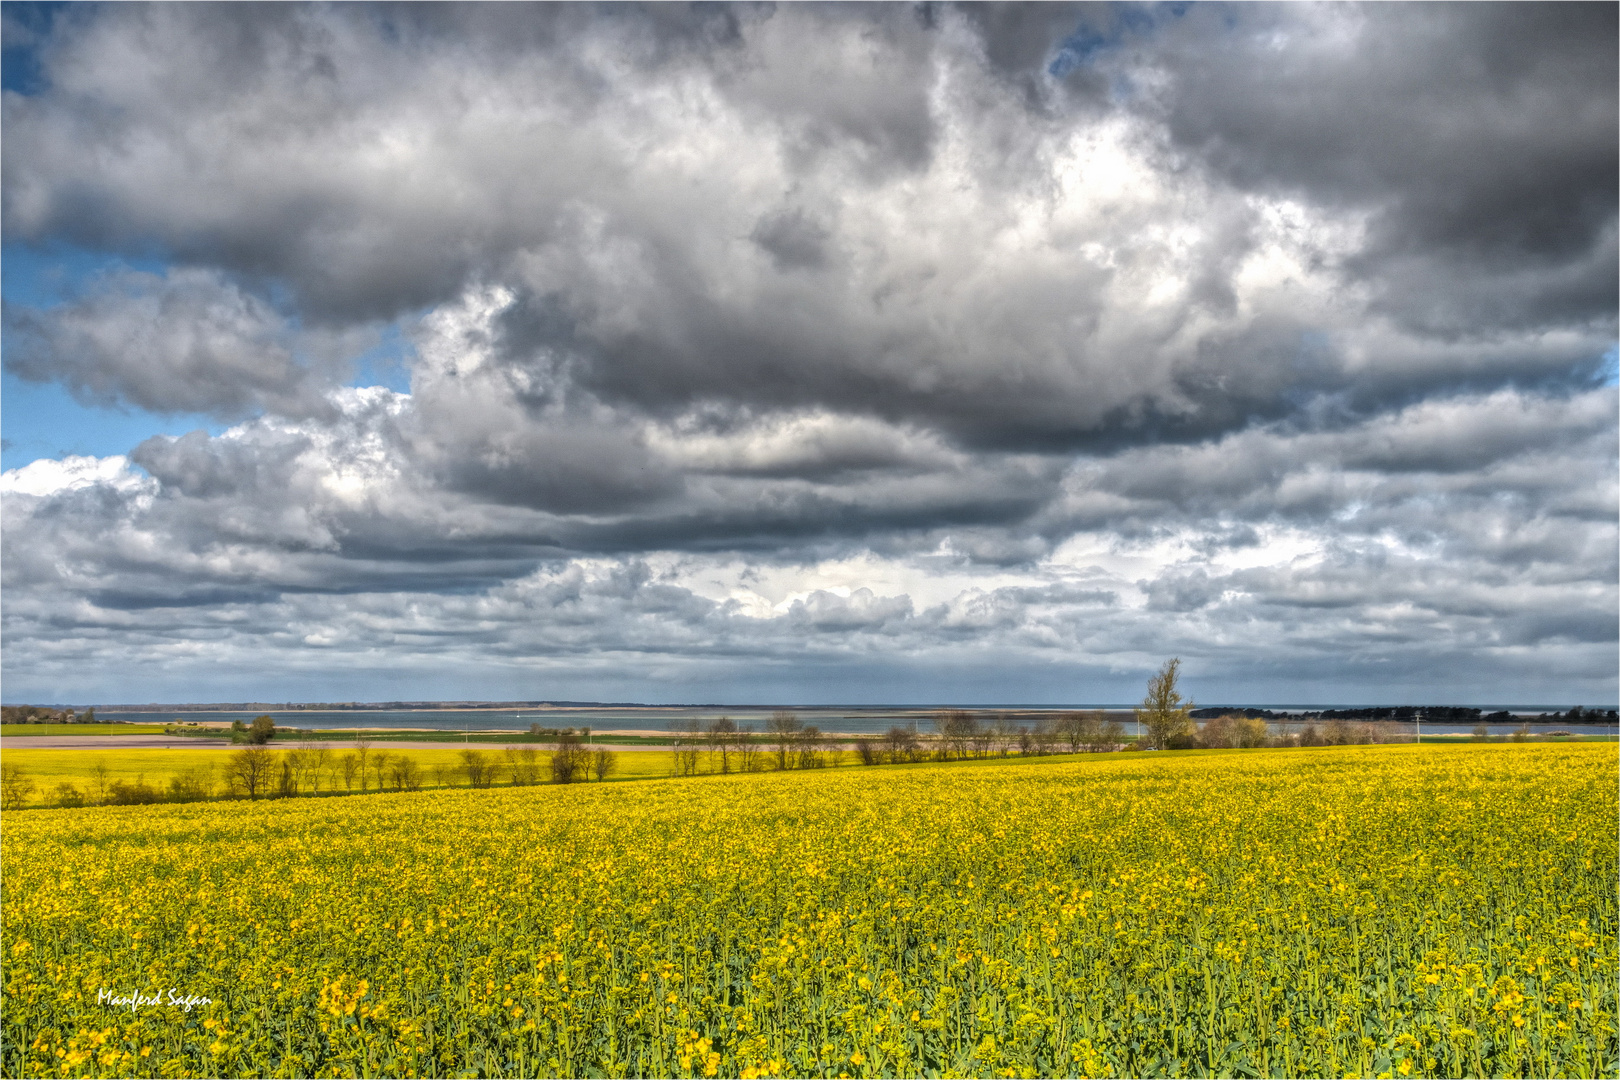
[8,5,1608,445]
[1147,4,1618,332]
[0,4,1613,703]
[3,267,357,419]
[4,385,1610,701]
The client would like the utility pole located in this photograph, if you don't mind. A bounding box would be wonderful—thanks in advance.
[1415,709,1421,745]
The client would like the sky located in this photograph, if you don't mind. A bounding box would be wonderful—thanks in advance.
[1,2,1615,707]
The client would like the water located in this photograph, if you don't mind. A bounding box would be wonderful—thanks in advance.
[87,708,1619,738]
[94,707,967,736]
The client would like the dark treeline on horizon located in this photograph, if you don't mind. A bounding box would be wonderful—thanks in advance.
[1191,705,1618,724]
[10,701,1620,716]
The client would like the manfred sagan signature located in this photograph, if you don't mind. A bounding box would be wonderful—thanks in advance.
[98,987,213,1013]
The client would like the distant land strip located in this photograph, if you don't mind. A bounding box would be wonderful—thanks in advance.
[3,701,1615,724]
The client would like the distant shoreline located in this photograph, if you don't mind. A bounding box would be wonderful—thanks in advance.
[8,701,1614,716]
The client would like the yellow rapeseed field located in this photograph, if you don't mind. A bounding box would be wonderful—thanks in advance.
[2,743,1614,1078]
[0,745,672,800]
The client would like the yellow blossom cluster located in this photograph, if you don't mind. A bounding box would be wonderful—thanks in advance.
[3,743,1614,1078]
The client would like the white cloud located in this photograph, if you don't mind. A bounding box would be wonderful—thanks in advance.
[1,4,1613,704]
[0,454,149,498]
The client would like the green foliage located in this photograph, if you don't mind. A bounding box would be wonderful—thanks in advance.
[0,705,85,725]
[1136,658,1195,749]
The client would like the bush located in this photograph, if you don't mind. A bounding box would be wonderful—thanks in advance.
[0,763,34,810]
[108,776,161,805]
[460,749,492,788]
[168,763,215,802]
[1235,716,1269,749]
[1199,715,1237,749]
[505,746,543,785]
[883,725,920,763]
[796,726,825,769]
[232,715,277,745]
[390,757,423,791]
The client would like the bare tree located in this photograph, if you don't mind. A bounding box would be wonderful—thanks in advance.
[460,749,492,788]
[352,738,372,792]
[767,710,802,770]
[854,738,879,765]
[227,746,274,800]
[705,716,738,774]
[1136,659,1194,749]
[518,745,542,783]
[389,756,423,791]
[1055,711,1093,754]
[505,746,542,785]
[1032,716,1059,755]
[821,739,843,769]
[551,731,587,784]
[883,725,918,764]
[796,725,824,769]
[932,710,978,760]
[485,752,509,786]
[735,724,760,772]
[970,716,996,758]
[88,759,112,805]
[340,752,360,792]
[993,714,1019,756]
[0,763,34,810]
[590,748,617,781]
[299,736,331,794]
[276,755,297,798]
[370,751,393,792]
[672,719,702,776]
[283,748,308,795]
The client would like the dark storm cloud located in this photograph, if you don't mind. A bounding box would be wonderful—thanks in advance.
[1151,3,1618,334]
[1,3,1614,703]
[6,3,1610,446]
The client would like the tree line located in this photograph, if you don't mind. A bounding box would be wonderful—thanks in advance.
[1,705,97,725]
[0,731,620,810]
[7,660,1585,810]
